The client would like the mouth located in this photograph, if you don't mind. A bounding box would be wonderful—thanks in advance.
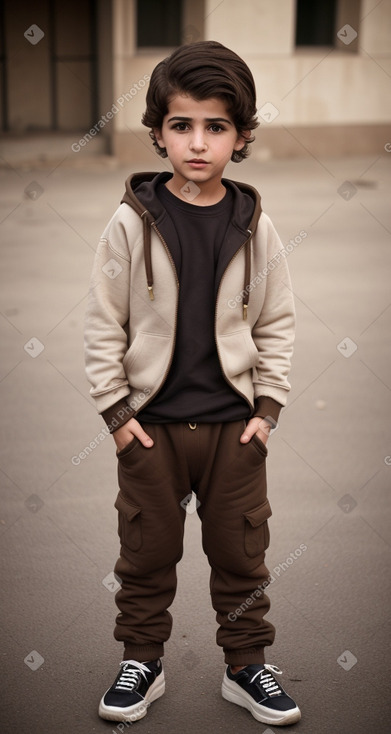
[187,159,209,167]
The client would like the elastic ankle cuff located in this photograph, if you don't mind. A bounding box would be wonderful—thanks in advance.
[224,647,265,666]
[123,644,164,662]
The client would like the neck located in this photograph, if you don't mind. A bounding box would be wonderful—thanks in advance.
[165,173,226,206]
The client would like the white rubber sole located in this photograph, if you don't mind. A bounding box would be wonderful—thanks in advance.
[222,673,301,726]
[98,670,165,722]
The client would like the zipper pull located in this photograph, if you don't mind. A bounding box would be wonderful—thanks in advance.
[148,285,154,301]
[243,303,248,320]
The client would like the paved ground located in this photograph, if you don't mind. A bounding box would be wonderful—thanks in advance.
[1,148,391,734]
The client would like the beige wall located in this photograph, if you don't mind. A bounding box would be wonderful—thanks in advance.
[361,0,391,53]
[204,0,391,125]
[205,0,295,56]
[111,0,391,159]
[1,0,390,158]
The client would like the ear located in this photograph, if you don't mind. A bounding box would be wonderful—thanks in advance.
[153,128,164,147]
[233,129,251,152]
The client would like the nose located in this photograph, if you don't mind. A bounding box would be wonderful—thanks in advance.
[189,127,207,153]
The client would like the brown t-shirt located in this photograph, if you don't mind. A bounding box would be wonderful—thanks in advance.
[138,182,251,423]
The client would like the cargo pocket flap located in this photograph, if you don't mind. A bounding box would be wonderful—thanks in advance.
[114,493,141,523]
[244,498,272,528]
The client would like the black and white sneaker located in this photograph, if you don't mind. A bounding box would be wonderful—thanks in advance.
[98,659,165,722]
[222,663,301,726]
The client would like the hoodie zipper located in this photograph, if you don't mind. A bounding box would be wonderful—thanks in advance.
[214,231,254,412]
[134,221,180,414]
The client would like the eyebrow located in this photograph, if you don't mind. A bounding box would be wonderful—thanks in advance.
[167,116,233,125]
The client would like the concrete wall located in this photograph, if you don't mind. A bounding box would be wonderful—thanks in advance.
[204,0,391,125]
[4,0,52,131]
[2,0,389,159]
[112,0,391,161]
[1,0,112,136]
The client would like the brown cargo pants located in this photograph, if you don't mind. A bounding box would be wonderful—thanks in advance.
[113,419,275,666]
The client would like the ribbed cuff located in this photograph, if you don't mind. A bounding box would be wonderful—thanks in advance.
[101,397,135,434]
[253,396,283,425]
[123,643,164,663]
[224,646,265,666]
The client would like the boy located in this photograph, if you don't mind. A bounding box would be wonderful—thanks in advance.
[84,41,300,726]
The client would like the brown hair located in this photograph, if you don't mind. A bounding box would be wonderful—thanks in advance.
[142,40,259,163]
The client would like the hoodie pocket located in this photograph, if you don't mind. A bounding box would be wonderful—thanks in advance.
[123,332,144,372]
[218,329,259,379]
[243,498,272,557]
[123,332,172,390]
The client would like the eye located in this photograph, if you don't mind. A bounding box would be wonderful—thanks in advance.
[209,124,224,133]
[171,122,189,131]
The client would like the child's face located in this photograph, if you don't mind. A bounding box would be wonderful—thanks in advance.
[154,95,246,188]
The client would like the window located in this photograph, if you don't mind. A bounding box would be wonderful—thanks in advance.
[295,0,360,50]
[295,0,337,46]
[137,0,182,48]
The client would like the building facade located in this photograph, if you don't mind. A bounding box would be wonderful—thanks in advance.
[1,0,390,162]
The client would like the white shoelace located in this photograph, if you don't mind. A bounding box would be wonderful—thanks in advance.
[114,660,151,691]
[250,664,283,697]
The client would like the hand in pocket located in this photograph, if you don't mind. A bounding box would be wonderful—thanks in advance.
[240,416,270,446]
[113,417,154,452]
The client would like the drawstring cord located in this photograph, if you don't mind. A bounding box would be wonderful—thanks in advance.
[141,215,253,318]
[141,210,154,300]
[242,230,252,320]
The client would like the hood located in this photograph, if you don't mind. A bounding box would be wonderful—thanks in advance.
[121,172,262,318]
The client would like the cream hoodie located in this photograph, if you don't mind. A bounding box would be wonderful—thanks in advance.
[84,172,295,431]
